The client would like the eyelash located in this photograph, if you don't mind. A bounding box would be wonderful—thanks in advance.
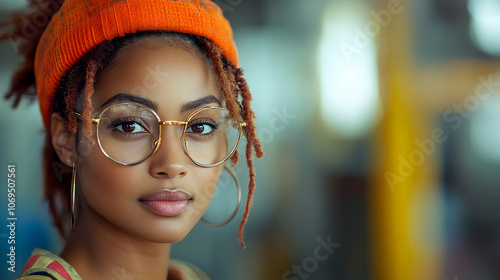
[187,119,220,135]
[109,117,150,135]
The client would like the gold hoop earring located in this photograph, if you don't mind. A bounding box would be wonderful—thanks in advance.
[71,162,76,232]
[202,165,241,227]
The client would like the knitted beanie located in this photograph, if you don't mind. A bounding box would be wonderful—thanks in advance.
[35,0,238,129]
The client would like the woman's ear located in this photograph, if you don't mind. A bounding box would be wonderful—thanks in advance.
[50,112,77,167]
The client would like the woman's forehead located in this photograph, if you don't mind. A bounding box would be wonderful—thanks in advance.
[93,41,221,115]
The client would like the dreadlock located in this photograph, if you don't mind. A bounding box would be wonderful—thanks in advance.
[0,0,62,106]
[2,0,264,248]
[197,37,264,247]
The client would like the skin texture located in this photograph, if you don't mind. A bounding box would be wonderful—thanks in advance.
[51,38,224,279]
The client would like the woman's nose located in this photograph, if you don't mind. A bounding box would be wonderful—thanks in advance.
[148,125,188,178]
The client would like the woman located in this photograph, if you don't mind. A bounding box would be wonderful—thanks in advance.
[1,0,264,279]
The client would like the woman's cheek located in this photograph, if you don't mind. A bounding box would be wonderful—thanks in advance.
[78,155,139,216]
[77,138,139,193]
[192,166,223,213]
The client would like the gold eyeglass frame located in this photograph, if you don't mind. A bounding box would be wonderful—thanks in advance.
[74,102,246,168]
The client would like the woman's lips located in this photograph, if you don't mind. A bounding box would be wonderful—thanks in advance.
[139,189,191,217]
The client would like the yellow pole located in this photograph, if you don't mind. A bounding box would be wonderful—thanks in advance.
[369,0,442,279]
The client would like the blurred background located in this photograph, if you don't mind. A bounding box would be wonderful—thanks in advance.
[1,0,500,279]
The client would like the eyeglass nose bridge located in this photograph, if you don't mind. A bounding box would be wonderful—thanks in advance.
[153,120,188,147]
[160,120,187,126]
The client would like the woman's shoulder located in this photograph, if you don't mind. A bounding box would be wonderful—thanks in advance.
[16,248,210,280]
[168,259,211,280]
[16,248,82,280]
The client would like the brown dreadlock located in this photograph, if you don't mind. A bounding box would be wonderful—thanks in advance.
[1,0,263,248]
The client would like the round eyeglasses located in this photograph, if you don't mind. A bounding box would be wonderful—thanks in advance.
[75,102,246,167]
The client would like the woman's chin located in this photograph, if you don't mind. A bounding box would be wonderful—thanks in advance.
[141,231,190,244]
[127,220,196,244]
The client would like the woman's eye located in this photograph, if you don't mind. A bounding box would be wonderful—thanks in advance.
[187,123,215,134]
[115,121,147,134]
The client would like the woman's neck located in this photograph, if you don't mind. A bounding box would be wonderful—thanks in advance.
[60,205,171,280]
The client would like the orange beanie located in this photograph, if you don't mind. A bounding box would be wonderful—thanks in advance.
[35,0,239,129]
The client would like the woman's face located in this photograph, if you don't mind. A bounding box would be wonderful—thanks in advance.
[75,38,224,243]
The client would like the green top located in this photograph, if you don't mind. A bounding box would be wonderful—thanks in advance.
[17,248,210,280]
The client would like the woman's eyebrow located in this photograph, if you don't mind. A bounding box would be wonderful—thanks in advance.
[100,93,158,110]
[180,95,222,113]
[100,93,221,113]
